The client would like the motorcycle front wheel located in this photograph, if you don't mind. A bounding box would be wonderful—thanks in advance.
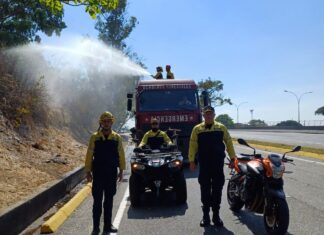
[227,178,244,212]
[264,197,289,235]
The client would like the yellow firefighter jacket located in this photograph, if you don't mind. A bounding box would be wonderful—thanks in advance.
[188,121,236,163]
[139,130,172,148]
[85,130,126,173]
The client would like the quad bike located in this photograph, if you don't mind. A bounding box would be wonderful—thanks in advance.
[129,143,187,207]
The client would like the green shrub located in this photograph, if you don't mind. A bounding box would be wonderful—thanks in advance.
[276,120,302,127]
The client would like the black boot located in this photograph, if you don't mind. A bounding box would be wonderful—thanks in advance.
[103,224,118,233]
[212,210,224,227]
[91,219,100,235]
[91,228,100,235]
[200,206,210,227]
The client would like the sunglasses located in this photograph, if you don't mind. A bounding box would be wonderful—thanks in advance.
[151,123,159,125]
[101,119,113,123]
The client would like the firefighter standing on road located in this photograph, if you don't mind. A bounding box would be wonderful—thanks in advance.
[188,106,237,227]
[85,111,126,235]
[139,118,172,149]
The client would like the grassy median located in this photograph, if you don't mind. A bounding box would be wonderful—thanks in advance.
[232,138,324,160]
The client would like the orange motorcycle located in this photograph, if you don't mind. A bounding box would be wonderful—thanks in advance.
[227,138,300,235]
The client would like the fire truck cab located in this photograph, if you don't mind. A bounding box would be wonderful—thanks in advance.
[127,79,203,163]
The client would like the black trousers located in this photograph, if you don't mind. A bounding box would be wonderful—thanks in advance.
[92,169,117,230]
[198,164,225,212]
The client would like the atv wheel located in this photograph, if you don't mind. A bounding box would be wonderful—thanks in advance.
[129,173,142,207]
[174,171,187,204]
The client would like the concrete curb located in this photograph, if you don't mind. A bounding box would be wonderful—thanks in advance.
[0,167,85,235]
[41,183,92,233]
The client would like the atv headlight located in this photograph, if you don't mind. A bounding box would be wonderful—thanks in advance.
[168,160,182,168]
[132,163,145,170]
[148,158,165,167]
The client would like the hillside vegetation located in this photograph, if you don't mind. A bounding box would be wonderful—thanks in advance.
[0,53,88,212]
[0,111,86,211]
[0,46,135,212]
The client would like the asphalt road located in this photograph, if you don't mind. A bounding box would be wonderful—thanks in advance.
[28,144,324,235]
[229,129,324,149]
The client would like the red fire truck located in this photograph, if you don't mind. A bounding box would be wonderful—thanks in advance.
[127,79,205,163]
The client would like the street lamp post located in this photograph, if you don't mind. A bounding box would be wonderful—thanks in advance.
[234,102,248,124]
[284,90,313,123]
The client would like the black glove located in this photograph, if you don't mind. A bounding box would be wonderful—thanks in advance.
[133,147,142,153]
[229,160,235,169]
[142,144,150,149]
[167,144,177,151]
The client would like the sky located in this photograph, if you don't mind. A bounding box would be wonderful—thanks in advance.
[42,0,324,124]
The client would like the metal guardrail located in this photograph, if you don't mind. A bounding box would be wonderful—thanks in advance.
[238,120,324,127]
[264,120,324,127]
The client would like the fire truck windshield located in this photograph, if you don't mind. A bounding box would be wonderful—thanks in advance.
[138,89,199,112]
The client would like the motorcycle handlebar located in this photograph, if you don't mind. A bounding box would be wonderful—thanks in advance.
[283,157,294,163]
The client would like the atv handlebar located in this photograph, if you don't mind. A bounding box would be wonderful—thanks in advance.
[133,144,177,154]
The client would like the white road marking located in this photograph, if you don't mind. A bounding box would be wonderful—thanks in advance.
[235,145,324,166]
[287,155,324,166]
[111,186,129,234]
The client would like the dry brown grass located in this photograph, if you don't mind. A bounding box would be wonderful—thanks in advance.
[0,126,87,212]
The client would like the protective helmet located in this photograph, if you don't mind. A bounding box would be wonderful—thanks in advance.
[150,117,159,124]
[156,66,163,72]
[166,65,171,69]
[202,105,215,113]
[99,111,114,123]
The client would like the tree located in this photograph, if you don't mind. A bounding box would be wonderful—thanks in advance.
[248,119,268,127]
[95,0,137,51]
[276,120,302,127]
[91,0,144,134]
[0,0,118,48]
[39,0,118,18]
[216,114,234,128]
[197,77,232,107]
[315,106,324,115]
[0,0,66,47]
[94,0,146,67]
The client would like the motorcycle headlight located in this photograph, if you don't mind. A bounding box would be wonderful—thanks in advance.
[168,160,182,168]
[271,164,285,179]
[132,163,145,170]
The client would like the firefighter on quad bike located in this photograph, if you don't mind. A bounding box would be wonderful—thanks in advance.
[138,118,172,150]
